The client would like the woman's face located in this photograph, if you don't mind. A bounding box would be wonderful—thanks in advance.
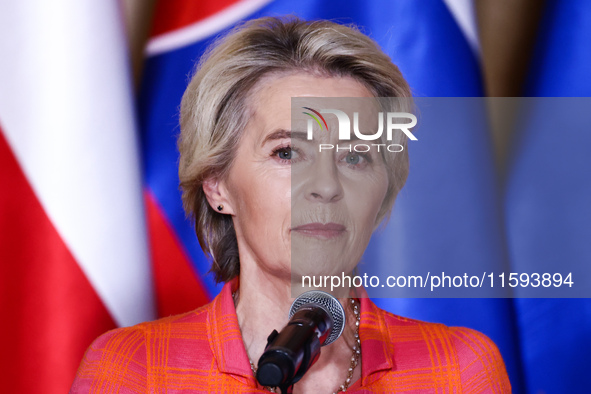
[218,73,389,285]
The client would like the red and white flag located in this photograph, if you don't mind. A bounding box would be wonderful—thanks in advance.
[0,1,155,393]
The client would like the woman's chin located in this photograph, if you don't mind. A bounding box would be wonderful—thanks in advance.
[290,252,356,280]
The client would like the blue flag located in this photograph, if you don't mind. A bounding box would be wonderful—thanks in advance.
[506,0,591,392]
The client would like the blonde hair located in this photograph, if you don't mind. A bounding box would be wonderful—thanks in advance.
[179,16,412,283]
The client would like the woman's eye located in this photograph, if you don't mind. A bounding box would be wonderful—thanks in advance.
[345,153,361,165]
[277,147,292,160]
[273,146,299,162]
[341,151,372,168]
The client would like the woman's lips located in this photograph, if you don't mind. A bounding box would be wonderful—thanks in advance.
[291,222,346,239]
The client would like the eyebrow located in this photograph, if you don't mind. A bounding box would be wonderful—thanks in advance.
[261,129,308,147]
[260,128,379,146]
[342,134,362,142]
[334,133,373,144]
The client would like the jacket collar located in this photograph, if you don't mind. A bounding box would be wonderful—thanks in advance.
[356,286,395,386]
[209,278,394,385]
[208,278,255,383]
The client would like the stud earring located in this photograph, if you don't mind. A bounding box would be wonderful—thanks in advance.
[217,205,224,211]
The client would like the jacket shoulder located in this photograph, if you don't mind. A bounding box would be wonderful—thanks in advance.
[70,324,149,393]
[70,303,214,393]
[447,326,512,392]
[375,308,511,392]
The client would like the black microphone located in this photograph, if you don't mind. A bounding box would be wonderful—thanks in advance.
[256,291,346,391]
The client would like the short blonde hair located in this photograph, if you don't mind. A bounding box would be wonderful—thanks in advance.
[179,16,412,283]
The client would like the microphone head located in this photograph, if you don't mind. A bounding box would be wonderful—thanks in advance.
[288,290,346,346]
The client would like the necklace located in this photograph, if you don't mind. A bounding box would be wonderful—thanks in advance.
[234,292,361,393]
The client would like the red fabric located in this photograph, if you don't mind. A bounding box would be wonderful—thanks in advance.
[0,128,116,394]
[150,0,242,37]
[145,189,210,317]
[71,278,511,392]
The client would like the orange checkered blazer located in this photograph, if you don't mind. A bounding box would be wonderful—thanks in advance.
[71,279,511,393]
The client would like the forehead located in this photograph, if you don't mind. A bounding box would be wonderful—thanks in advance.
[255,72,374,103]
[247,73,375,134]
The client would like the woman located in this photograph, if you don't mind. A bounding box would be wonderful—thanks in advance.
[71,17,511,393]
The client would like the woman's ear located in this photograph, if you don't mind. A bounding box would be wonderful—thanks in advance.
[202,177,235,215]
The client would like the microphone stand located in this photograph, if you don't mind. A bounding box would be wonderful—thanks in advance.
[256,291,345,393]
[257,324,321,394]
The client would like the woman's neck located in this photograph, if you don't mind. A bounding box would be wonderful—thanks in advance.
[234,267,362,393]
[235,272,292,364]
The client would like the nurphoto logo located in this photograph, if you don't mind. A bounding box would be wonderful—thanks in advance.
[302,107,417,152]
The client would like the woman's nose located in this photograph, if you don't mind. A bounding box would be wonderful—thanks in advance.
[303,156,344,203]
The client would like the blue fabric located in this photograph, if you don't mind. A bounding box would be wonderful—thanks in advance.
[140,41,224,297]
[524,0,591,97]
[506,0,591,392]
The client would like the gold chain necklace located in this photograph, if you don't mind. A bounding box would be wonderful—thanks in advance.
[234,293,361,393]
